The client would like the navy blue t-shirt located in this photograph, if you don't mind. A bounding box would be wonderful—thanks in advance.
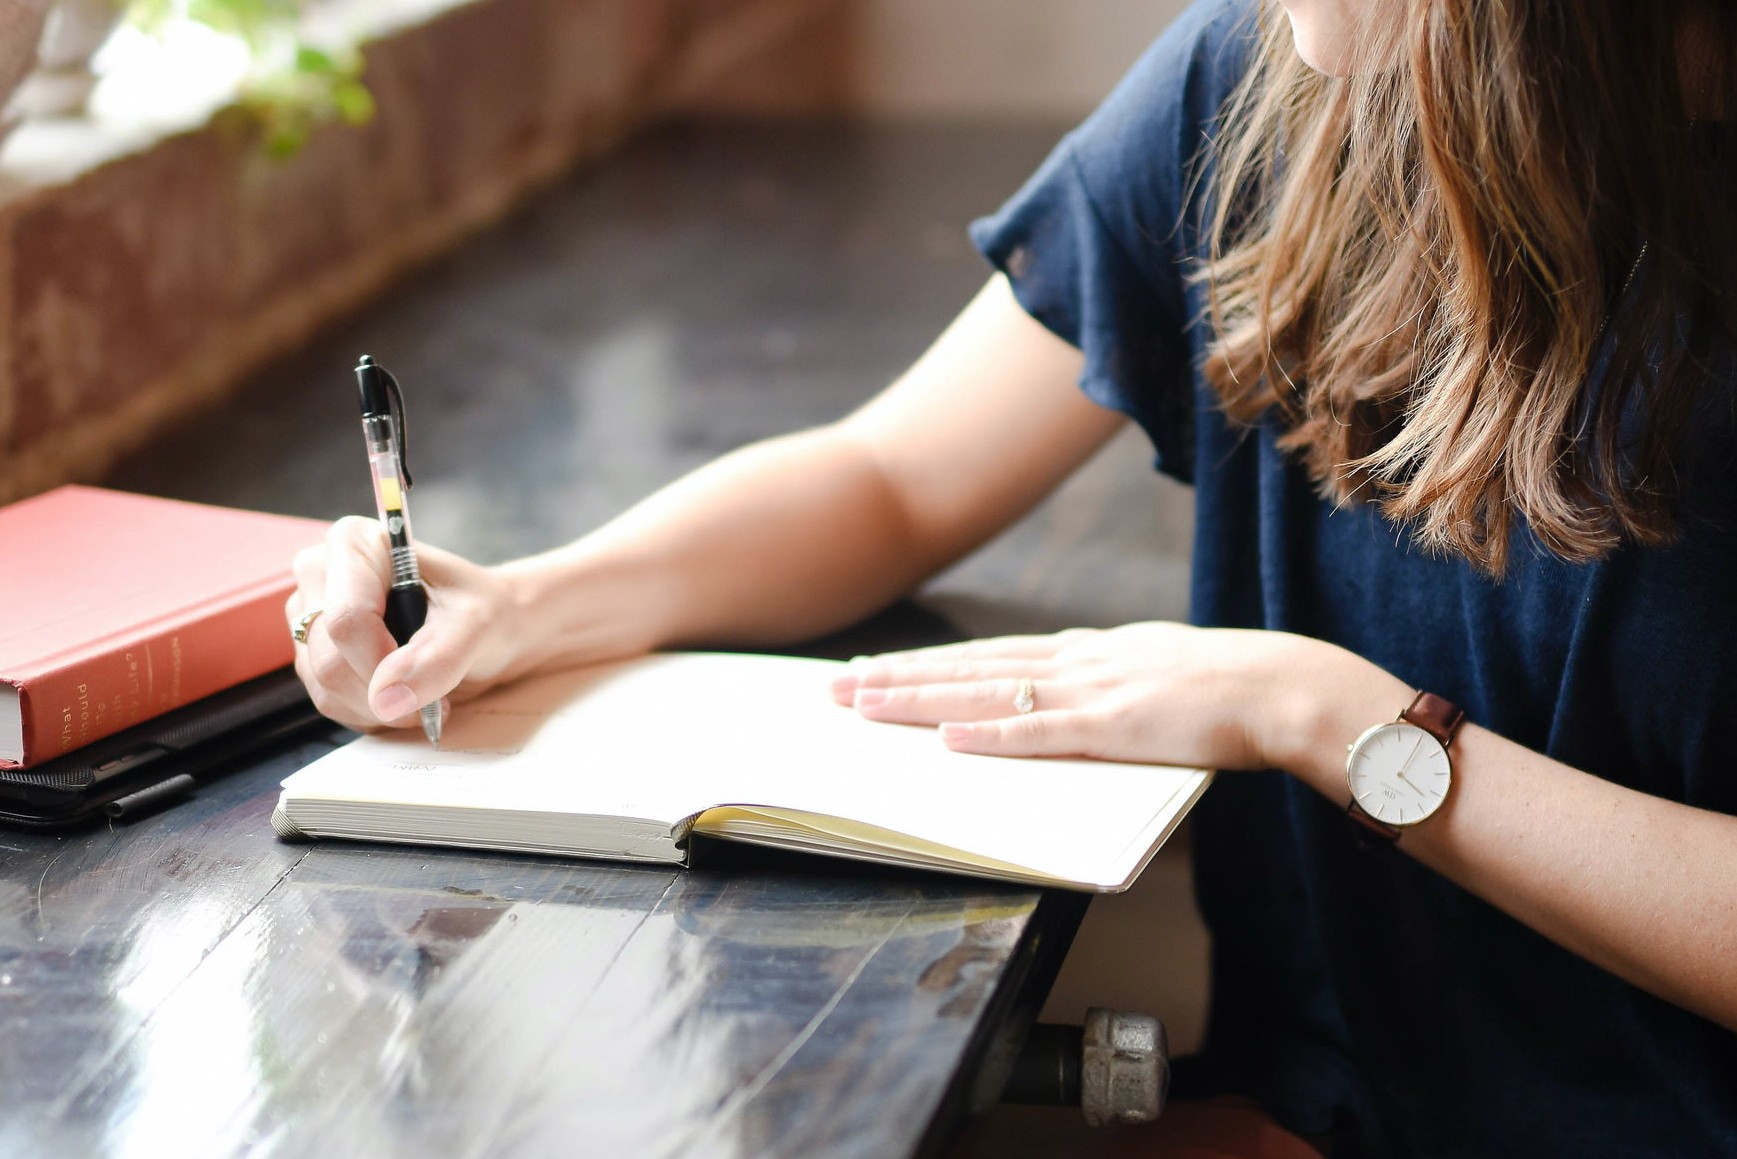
[970,1,1737,1155]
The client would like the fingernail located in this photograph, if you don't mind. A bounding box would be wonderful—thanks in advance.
[940,722,972,743]
[374,683,419,720]
[855,688,889,709]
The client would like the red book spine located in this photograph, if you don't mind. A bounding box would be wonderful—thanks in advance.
[4,577,297,767]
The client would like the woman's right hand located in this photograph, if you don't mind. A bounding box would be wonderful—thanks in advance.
[287,516,527,733]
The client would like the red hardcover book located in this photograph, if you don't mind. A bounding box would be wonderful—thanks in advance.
[0,486,329,767]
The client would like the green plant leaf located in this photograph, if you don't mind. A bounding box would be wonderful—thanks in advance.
[294,45,336,74]
[332,79,375,124]
[125,0,374,157]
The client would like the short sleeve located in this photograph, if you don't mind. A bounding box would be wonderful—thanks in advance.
[969,0,1255,481]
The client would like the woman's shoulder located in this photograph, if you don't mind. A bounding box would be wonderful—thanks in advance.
[1089,0,1258,131]
[1059,0,1259,258]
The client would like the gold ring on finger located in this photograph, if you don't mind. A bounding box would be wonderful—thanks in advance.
[1013,677,1036,715]
[292,608,324,644]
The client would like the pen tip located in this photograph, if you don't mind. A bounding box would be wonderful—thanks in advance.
[421,705,442,751]
[358,353,375,367]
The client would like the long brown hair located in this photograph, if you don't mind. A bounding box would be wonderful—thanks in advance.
[1204,0,1737,574]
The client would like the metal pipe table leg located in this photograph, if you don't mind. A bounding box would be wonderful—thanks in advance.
[1001,1007,1169,1127]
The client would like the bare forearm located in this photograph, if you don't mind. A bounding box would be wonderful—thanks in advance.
[493,428,947,675]
[1416,731,1737,1025]
[1276,650,1737,1030]
[485,275,1111,683]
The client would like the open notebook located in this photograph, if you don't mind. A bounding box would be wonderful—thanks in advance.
[273,652,1213,892]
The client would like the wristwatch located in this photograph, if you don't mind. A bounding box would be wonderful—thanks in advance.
[1344,691,1465,842]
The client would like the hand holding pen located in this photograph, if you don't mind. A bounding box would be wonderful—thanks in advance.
[355,354,443,749]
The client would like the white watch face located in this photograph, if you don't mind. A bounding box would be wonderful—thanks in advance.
[1346,721,1452,826]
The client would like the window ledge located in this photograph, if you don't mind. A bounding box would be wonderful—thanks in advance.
[0,0,846,504]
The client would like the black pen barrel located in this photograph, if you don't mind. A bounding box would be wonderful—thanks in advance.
[384,583,428,647]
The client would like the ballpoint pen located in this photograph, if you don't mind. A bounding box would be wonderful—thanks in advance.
[355,354,442,749]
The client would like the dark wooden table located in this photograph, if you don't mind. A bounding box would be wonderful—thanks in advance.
[0,120,1194,1158]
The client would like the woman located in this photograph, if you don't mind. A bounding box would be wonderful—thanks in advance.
[289,0,1737,1154]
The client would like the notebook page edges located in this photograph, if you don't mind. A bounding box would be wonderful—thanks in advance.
[696,764,1213,894]
[694,805,1065,887]
[276,796,685,862]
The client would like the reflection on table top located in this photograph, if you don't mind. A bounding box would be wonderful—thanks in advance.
[0,732,1083,1158]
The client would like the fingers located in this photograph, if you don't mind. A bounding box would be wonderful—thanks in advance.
[851,672,1060,724]
[320,516,394,613]
[405,540,473,587]
[352,540,505,724]
[373,542,497,711]
[835,642,1096,756]
[367,599,479,721]
[879,633,1087,664]
[938,711,1103,758]
[831,655,1040,705]
[368,693,453,733]
[308,517,397,686]
[291,516,431,730]
[832,628,1125,761]
[829,634,1092,705]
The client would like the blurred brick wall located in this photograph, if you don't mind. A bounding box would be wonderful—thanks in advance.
[0,0,846,504]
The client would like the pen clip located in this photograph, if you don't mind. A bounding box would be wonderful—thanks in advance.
[376,362,414,491]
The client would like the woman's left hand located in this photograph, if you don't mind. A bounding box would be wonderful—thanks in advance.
[832,625,1737,1035]
[830,622,1372,773]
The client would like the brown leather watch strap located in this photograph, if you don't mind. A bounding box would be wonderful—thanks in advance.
[1346,800,1399,843]
[1402,690,1465,747]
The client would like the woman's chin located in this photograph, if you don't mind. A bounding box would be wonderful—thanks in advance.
[1284,11,1358,76]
